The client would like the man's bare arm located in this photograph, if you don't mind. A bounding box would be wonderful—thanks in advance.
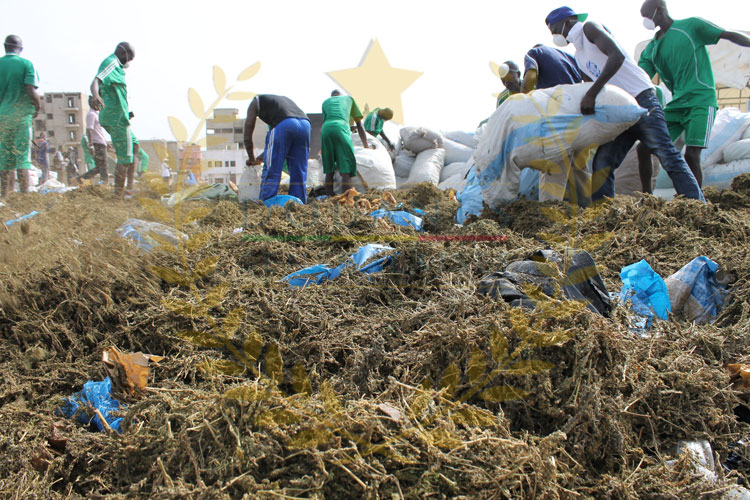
[25,84,41,118]
[720,30,750,47]
[580,22,626,114]
[90,78,103,110]
[243,98,259,165]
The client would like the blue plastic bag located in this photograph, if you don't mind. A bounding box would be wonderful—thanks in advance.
[59,377,124,433]
[369,209,423,231]
[283,244,394,288]
[5,210,40,227]
[665,257,727,324]
[619,260,671,330]
[116,218,187,252]
[456,166,484,224]
[264,195,304,208]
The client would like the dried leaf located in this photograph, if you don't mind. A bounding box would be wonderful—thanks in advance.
[289,428,334,449]
[441,363,459,400]
[199,359,245,376]
[243,333,263,363]
[503,360,555,375]
[479,385,529,403]
[377,403,402,422]
[237,62,261,81]
[468,348,486,387]
[188,88,205,118]
[137,197,171,223]
[168,116,188,142]
[149,266,191,286]
[174,330,224,349]
[293,364,312,396]
[227,91,257,101]
[194,256,219,278]
[266,343,283,385]
[213,65,227,94]
[102,347,163,394]
[490,329,508,365]
[186,233,212,252]
[223,307,243,337]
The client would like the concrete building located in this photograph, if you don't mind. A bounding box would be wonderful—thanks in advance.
[34,92,88,157]
[139,140,202,178]
[203,148,247,185]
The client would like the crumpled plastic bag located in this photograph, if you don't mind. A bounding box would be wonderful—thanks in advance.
[283,244,395,288]
[59,377,124,433]
[665,256,727,324]
[618,260,671,330]
[264,195,304,208]
[369,209,423,231]
[116,218,187,252]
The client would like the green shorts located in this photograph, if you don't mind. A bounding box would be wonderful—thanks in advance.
[101,122,133,164]
[0,118,32,171]
[321,121,357,176]
[664,105,717,149]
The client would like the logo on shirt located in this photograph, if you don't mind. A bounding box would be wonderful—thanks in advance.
[587,61,602,78]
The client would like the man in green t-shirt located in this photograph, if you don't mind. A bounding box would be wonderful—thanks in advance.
[80,135,96,172]
[0,35,41,197]
[638,0,750,187]
[90,42,135,197]
[364,107,395,151]
[137,146,149,178]
[321,90,371,196]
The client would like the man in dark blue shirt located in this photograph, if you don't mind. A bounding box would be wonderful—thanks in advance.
[522,44,584,92]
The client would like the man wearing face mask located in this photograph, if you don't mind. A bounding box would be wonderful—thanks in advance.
[545,7,704,203]
[90,42,135,197]
[638,0,750,188]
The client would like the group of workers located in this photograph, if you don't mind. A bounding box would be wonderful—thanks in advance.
[497,1,749,204]
[2,1,749,203]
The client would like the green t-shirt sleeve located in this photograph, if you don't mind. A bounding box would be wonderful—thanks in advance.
[638,43,657,79]
[692,17,724,46]
[349,98,363,121]
[24,60,38,87]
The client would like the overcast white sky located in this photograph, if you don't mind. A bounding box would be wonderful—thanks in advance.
[2,0,746,141]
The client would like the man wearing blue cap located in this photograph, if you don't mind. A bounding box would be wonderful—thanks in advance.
[545,6,704,202]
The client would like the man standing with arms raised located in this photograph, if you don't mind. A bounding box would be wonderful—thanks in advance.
[90,42,135,197]
[545,7,704,202]
[638,0,750,187]
[0,35,41,197]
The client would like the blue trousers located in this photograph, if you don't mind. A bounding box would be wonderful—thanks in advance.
[592,89,704,202]
[261,117,310,203]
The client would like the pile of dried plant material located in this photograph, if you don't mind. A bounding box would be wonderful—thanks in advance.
[2,176,750,499]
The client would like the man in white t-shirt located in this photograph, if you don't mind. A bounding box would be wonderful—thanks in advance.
[78,96,109,183]
[161,160,170,184]
[545,6,704,203]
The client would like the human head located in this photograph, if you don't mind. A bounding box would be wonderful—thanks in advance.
[38,132,46,140]
[640,0,668,29]
[378,108,394,121]
[331,89,341,97]
[4,35,23,54]
[88,95,96,108]
[115,42,135,66]
[546,7,588,44]
[500,61,522,94]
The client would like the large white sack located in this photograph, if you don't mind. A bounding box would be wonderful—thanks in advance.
[440,161,472,183]
[444,138,474,165]
[655,158,750,199]
[438,173,467,192]
[395,176,409,189]
[702,108,750,168]
[238,165,262,202]
[307,159,324,188]
[352,133,397,190]
[394,150,416,178]
[614,144,661,196]
[443,130,475,148]
[474,83,645,208]
[743,126,750,141]
[723,139,750,164]
[401,148,445,188]
[400,126,444,154]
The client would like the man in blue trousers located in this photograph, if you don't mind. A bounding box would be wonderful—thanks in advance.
[243,94,310,203]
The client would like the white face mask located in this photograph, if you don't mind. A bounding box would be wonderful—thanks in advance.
[122,62,130,69]
[552,34,569,47]
[643,9,657,30]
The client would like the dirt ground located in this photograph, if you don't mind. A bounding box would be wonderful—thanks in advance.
[2,177,750,499]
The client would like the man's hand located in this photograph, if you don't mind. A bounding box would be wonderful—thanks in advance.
[91,96,104,111]
[246,158,261,166]
[580,92,597,115]
[89,147,96,157]
[33,106,40,119]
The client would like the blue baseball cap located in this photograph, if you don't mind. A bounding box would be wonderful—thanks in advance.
[545,7,588,27]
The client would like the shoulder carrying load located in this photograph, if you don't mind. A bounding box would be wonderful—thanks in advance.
[473,83,645,208]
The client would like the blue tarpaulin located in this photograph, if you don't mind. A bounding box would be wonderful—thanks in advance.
[283,244,395,288]
[59,377,124,433]
[369,209,423,231]
[619,260,671,330]
[264,195,304,208]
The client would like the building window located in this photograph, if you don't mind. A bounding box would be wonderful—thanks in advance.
[48,131,55,137]
[35,120,45,130]
[69,131,76,141]
[225,161,230,167]
[68,114,76,124]
[47,113,53,119]
[230,161,236,167]
[234,128,243,134]
[214,178,224,184]
[45,95,52,103]
[67,97,75,108]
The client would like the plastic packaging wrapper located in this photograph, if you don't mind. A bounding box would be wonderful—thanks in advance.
[618,260,671,330]
[283,244,395,288]
[116,219,188,252]
[59,377,124,433]
[369,209,423,231]
[665,256,727,324]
